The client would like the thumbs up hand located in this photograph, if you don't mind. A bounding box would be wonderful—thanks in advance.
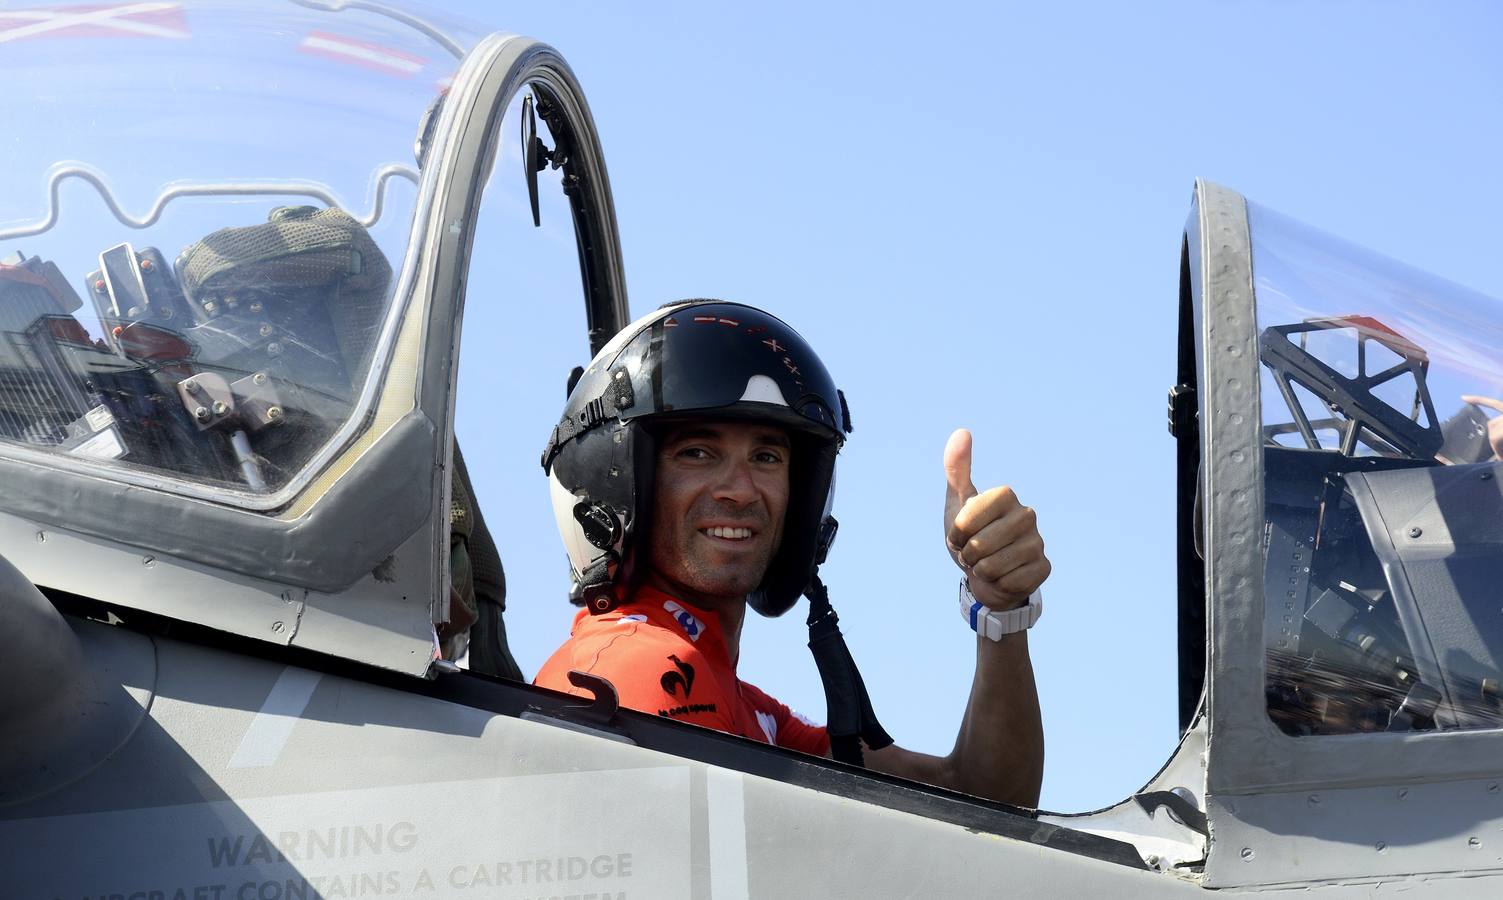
[944,429,1050,610]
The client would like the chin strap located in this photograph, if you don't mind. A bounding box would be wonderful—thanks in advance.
[804,573,893,767]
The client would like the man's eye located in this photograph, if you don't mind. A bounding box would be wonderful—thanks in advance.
[676,446,712,460]
[754,451,785,464]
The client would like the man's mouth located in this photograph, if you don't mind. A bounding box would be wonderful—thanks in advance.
[700,526,754,541]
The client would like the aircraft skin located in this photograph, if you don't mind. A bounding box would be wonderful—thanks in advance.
[3,3,1503,897]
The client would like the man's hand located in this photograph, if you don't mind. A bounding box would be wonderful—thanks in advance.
[943,428,1050,611]
[1461,396,1503,460]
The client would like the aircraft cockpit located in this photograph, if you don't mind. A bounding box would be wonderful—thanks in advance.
[0,205,391,493]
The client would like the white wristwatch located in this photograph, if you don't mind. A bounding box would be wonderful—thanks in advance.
[959,580,1043,640]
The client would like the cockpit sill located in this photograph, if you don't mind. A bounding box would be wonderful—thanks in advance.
[37,584,1153,874]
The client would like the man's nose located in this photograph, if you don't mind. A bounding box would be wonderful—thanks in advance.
[711,458,759,505]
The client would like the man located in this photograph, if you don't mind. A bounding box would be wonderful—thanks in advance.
[535,300,1047,807]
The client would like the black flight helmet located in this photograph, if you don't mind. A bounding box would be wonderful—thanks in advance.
[542,299,851,617]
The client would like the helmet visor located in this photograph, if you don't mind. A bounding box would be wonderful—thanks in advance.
[616,302,846,438]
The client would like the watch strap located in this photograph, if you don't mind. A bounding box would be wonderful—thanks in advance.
[959,580,1043,639]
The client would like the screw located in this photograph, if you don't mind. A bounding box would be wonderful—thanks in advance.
[141,555,155,567]
[1482,471,1494,482]
[193,406,210,422]
[1308,794,1321,805]
[271,621,285,634]
[1145,855,1160,868]
[259,323,273,337]
[1490,783,1500,794]
[35,531,46,543]
[1398,789,1409,800]
[1376,842,1387,853]
[266,406,283,421]
[211,401,228,416]
[1240,847,1255,861]
[202,299,217,312]
[267,342,281,356]
[249,300,263,313]
[1408,526,1423,539]
[252,372,267,386]
[1470,837,1482,849]
[183,379,201,394]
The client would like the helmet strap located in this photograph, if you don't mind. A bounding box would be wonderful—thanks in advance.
[804,573,893,767]
[579,553,621,615]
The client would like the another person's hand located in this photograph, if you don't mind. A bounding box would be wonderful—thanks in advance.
[1460,395,1503,460]
[943,429,1050,610]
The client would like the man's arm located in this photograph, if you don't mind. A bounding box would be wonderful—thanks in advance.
[863,428,1047,807]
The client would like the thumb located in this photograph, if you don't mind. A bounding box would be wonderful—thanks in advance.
[944,428,978,505]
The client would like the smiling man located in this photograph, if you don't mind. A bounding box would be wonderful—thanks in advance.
[535,300,1047,806]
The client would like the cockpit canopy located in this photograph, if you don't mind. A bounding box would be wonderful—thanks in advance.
[1249,203,1503,737]
[0,0,479,504]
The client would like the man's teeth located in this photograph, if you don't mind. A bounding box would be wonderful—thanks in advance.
[703,526,752,540]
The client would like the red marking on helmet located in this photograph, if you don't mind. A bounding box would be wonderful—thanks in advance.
[693,315,717,323]
[718,318,739,326]
[763,339,785,353]
[664,317,679,327]
[783,358,801,376]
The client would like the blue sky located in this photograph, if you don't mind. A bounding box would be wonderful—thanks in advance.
[445,1,1503,812]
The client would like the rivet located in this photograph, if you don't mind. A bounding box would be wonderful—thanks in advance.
[1240,847,1255,861]
[1145,854,1160,868]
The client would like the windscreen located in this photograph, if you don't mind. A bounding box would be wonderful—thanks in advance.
[1252,202,1503,736]
[0,0,479,499]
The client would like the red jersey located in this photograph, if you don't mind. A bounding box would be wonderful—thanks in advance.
[534,586,830,756]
